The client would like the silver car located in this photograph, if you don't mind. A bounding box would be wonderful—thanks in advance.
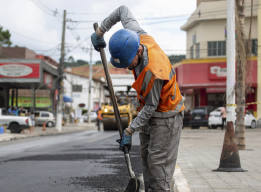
[82,112,97,122]
[35,111,56,127]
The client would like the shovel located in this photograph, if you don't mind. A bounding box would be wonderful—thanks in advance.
[93,23,140,192]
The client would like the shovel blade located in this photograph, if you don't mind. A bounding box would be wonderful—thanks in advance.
[125,178,140,192]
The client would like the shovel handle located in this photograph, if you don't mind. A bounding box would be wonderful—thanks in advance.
[93,23,128,152]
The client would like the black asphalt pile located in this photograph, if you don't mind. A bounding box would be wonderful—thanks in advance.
[6,154,106,161]
[63,147,120,152]
[69,145,143,192]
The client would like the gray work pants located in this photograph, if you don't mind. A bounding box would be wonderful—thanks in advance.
[139,112,183,192]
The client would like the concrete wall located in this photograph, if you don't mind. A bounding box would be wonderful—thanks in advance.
[197,0,226,7]
[186,17,257,59]
[63,72,105,111]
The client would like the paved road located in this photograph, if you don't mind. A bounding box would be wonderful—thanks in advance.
[0,131,144,192]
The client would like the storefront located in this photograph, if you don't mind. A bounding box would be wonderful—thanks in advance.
[0,58,58,113]
[175,57,258,116]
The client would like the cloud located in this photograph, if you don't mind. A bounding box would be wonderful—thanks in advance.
[0,0,196,62]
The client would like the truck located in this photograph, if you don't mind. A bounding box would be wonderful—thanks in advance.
[0,108,30,133]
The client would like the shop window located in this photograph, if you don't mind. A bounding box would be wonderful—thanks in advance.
[252,39,257,55]
[190,46,194,59]
[196,43,200,58]
[208,41,226,56]
[72,85,82,92]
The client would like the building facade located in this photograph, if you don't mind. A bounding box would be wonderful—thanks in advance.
[63,70,105,112]
[178,0,259,116]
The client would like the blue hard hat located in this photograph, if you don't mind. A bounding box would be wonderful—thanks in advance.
[109,29,140,68]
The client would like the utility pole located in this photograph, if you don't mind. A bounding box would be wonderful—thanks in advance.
[88,44,92,124]
[56,10,66,132]
[235,0,246,150]
[257,0,261,120]
[226,0,236,127]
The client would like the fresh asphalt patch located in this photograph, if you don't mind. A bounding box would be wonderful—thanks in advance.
[4,145,143,192]
[69,145,143,192]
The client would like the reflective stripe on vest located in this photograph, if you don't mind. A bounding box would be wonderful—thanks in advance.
[152,96,184,118]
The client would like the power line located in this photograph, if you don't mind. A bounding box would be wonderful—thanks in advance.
[66,4,258,26]
[3,26,60,45]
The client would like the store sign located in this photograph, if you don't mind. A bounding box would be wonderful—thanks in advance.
[0,63,40,78]
[9,97,51,108]
[209,64,227,80]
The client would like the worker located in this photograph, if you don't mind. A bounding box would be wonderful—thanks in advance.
[91,5,185,192]
[97,108,103,131]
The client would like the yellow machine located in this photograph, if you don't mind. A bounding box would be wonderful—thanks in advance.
[102,92,137,131]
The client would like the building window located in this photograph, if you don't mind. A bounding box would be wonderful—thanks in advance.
[72,85,82,92]
[208,41,226,56]
[196,43,200,58]
[190,46,194,59]
[252,39,257,55]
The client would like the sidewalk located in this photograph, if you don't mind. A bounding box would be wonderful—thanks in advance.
[0,122,97,142]
[176,127,261,192]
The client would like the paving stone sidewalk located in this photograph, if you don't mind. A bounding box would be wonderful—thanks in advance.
[177,127,261,192]
[0,122,97,142]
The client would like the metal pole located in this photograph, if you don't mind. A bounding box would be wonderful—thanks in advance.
[257,0,261,119]
[32,84,36,113]
[15,88,18,107]
[99,83,102,107]
[88,44,92,124]
[226,0,236,123]
[56,10,66,132]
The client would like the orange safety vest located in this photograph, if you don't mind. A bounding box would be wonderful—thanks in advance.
[97,110,103,120]
[131,35,185,118]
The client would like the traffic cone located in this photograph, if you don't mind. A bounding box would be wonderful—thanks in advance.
[213,121,247,172]
[42,122,46,131]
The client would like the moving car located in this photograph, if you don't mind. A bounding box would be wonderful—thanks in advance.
[0,108,30,133]
[82,112,97,122]
[190,106,215,129]
[208,107,257,128]
[35,111,56,127]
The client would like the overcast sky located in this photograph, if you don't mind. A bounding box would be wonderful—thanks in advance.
[1,0,196,63]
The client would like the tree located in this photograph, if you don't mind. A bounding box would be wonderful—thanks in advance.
[0,26,12,57]
[95,60,102,64]
[235,0,253,150]
[68,56,74,63]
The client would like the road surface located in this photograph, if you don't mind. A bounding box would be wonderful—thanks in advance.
[0,131,143,192]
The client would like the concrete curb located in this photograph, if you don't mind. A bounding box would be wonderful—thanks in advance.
[0,128,94,142]
[171,165,191,192]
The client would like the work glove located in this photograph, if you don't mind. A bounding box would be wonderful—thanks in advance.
[91,28,106,52]
[116,129,132,152]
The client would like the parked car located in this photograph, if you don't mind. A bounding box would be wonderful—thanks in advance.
[208,107,257,129]
[190,106,215,129]
[183,110,191,127]
[82,112,97,122]
[35,111,56,127]
[0,108,30,133]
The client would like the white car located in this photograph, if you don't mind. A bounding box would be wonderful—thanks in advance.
[35,111,56,127]
[208,107,257,129]
[82,112,97,122]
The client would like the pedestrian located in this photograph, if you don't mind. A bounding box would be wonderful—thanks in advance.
[91,5,185,192]
[97,108,103,131]
[7,106,12,115]
[30,112,35,134]
[12,107,17,114]
[15,106,23,116]
[70,110,75,126]
[220,104,227,130]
